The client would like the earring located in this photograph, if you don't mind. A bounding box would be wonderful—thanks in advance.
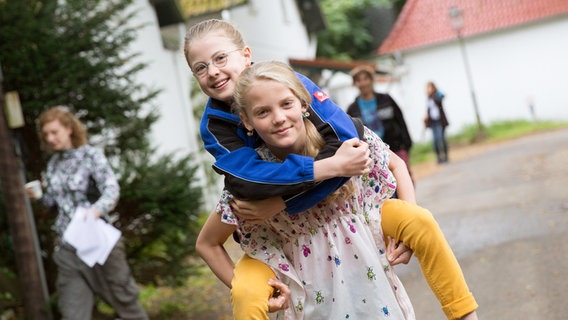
[302,111,310,119]
[247,129,254,136]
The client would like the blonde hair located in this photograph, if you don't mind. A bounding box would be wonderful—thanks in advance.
[184,19,246,68]
[233,61,324,158]
[38,106,87,151]
[234,61,355,199]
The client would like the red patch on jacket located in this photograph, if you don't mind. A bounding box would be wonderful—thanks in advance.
[313,91,329,102]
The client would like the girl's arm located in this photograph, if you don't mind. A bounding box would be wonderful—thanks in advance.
[378,139,415,265]
[195,208,237,288]
[231,139,371,222]
[201,75,366,214]
[388,150,416,204]
[202,99,315,201]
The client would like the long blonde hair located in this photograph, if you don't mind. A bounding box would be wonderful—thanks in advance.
[38,106,87,151]
[184,19,246,69]
[233,61,354,198]
[233,61,324,158]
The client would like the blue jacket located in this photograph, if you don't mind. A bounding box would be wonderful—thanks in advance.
[200,72,364,214]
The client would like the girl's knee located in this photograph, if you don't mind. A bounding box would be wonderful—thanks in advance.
[384,199,439,235]
[412,207,438,231]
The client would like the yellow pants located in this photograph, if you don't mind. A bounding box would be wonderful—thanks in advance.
[231,199,478,320]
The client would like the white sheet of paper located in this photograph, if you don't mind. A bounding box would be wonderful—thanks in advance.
[63,207,122,267]
[94,219,121,265]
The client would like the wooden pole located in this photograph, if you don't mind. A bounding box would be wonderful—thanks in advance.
[0,63,52,319]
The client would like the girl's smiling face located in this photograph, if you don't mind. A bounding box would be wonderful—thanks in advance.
[240,79,307,160]
[186,32,251,103]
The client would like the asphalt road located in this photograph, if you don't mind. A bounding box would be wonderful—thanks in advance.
[395,128,568,319]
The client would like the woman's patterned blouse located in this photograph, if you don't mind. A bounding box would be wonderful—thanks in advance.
[41,145,119,236]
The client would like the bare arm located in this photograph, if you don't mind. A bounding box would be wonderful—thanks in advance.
[197,206,293,312]
[385,150,416,265]
[388,150,416,204]
[195,208,237,288]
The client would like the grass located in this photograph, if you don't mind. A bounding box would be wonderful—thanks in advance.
[90,259,234,320]
[409,119,568,166]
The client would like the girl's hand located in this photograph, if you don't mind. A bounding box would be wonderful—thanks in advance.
[314,138,371,181]
[333,138,372,177]
[386,236,413,265]
[230,197,286,224]
[267,278,291,313]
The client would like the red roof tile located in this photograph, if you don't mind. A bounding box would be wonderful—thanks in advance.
[378,0,568,54]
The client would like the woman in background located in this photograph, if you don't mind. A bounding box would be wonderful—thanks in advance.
[27,106,147,320]
[424,81,450,164]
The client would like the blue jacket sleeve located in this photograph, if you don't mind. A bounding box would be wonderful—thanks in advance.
[200,73,364,214]
[200,98,316,204]
[283,73,364,213]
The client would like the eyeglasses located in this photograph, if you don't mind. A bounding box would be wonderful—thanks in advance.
[191,49,241,77]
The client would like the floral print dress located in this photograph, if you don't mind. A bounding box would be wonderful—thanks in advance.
[218,128,415,319]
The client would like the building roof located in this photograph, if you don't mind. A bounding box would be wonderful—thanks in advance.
[378,0,568,54]
[289,58,378,74]
[288,58,391,85]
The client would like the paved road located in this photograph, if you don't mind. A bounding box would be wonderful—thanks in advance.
[396,128,568,319]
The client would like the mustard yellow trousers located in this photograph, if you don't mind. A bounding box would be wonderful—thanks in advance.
[231,199,478,319]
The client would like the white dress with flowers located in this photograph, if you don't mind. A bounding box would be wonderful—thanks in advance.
[217,128,415,319]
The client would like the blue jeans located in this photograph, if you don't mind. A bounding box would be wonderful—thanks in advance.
[430,120,448,163]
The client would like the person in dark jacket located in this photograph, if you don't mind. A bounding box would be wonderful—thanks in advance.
[347,65,414,181]
[424,81,450,164]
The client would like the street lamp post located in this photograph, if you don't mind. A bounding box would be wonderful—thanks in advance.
[449,5,485,139]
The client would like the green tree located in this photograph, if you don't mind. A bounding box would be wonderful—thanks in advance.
[0,0,202,292]
[317,0,405,60]
[115,152,203,286]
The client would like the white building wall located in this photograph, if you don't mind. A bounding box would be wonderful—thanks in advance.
[227,0,317,62]
[126,1,217,207]
[391,16,568,142]
[329,16,568,144]
[127,1,198,157]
